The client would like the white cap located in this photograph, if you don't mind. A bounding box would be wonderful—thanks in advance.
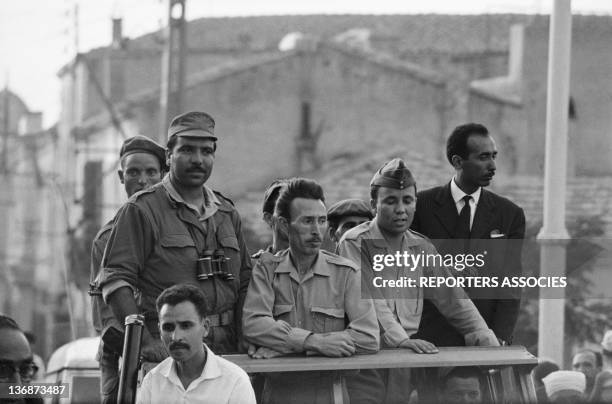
[543,371,586,397]
[601,330,612,352]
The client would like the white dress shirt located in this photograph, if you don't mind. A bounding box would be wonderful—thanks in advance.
[136,345,256,404]
[450,178,482,230]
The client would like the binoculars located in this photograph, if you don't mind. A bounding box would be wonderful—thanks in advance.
[197,249,234,281]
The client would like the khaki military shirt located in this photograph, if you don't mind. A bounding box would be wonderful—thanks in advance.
[243,249,379,354]
[91,220,117,334]
[337,220,497,348]
[98,175,252,351]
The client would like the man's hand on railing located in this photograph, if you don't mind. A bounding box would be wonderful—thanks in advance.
[399,338,438,354]
[304,333,356,357]
[140,333,169,363]
[249,346,284,359]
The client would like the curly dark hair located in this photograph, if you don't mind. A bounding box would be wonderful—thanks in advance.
[156,284,210,319]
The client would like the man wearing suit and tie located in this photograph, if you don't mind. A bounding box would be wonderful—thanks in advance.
[411,123,526,347]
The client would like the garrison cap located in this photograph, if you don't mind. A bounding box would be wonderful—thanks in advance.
[262,179,287,215]
[119,135,167,170]
[327,199,373,223]
[168,111,217,141]
[370,158,416,189]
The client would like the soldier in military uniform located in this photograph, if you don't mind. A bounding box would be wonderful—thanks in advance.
[98,112,252,369]
[249,179,289,403]
[337,158,498,404]
[325,199,380,404]
[243,178,379,404]
[88,135,167,404]
[327,198,373,246]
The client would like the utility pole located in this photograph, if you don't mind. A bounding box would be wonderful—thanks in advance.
[1,81,9,175]
[537,0,572,366]
[159,0,187,143]
[0,80,11,314]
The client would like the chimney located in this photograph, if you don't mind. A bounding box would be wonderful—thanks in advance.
[112,18,123,49]
[107,16,125,102]
[508,24,524,83]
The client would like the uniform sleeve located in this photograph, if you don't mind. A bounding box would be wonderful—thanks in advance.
[228,372,256,404]
[242,262,312,353]
[337,239,410,348]
[98,202,155,299]
[90,230,109,287]
[425,245,498,346]
[343,268,380,353]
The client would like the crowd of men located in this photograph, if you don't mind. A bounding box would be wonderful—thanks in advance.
[89,111,519,404]
[3,110,605,403]
[528,331,612,403]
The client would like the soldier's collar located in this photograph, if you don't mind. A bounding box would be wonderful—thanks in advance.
[274,251,331,277]
[162,175,221,215]
[369,220,422,248]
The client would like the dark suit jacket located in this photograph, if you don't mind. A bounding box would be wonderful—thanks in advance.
[411,182,526,346]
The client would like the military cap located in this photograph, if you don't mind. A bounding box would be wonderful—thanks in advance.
[370,158,416,189]
[119,135,167,169]
[327,199,373,222]
[168,111,217,141]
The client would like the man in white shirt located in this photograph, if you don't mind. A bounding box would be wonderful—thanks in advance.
[137,284,255,404]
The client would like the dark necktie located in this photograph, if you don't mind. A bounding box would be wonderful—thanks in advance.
[456,195,472,248]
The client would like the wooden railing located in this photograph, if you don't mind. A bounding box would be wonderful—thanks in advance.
[223,346,539,404]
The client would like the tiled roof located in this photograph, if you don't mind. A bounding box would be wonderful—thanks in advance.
[131,14,527,54]
[132,14,612,55]
[61,14,612,76]
[75,39,445,132]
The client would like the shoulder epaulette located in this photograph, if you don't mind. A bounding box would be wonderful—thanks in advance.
[128,184,160,202]
[213,190,235,206]
[94,222,114,240]
[322,250,359,271]
[257,250,284,265]
[408,228,429,240]
[251,250,264,259]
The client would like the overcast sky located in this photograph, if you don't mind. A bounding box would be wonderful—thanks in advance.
[1,0,611,127]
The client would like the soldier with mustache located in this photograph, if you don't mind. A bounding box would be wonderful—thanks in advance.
[411,123,525,347]
[98,112,253,373]
[243,178,379,404]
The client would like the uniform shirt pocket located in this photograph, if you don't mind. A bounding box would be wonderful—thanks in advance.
[311,306,346,333]
[160,234,195,248]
